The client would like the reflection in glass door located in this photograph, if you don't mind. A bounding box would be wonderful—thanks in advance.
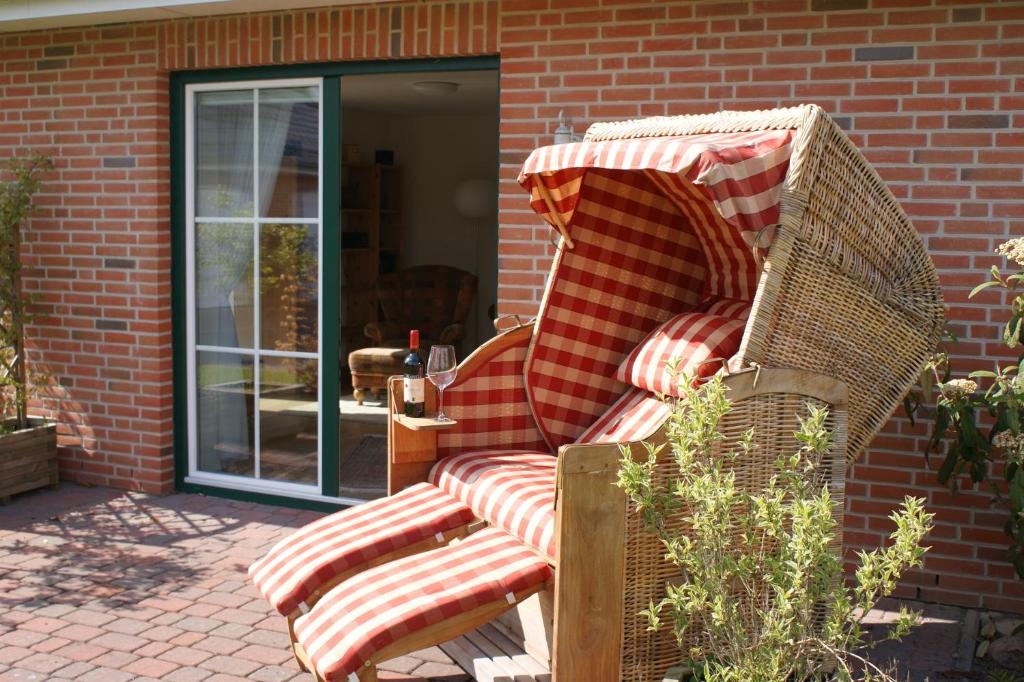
[185,79,322,494]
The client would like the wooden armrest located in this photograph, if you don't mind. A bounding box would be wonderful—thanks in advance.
[552,440,629,682]
[392,414,458,431]
[387,376,442,494]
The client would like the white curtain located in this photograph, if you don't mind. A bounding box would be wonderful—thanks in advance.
[257,98,293,217]
[195,92,254,218]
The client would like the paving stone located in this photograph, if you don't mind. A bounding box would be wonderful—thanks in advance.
[0,668,47,681]
[90,650,139,669]
[30,605,75,619]
[52,623,105,642]
[62,610,116,627]
[51,661,96,678]
[76,666,135,682]
[160,645,214,666]
[20,617,67,634]
[208,622,252,640]
[249,664,303,681]
[104,618,153,636]
[204,674,253,682]
[194,635,246,655]
[151,611,187,626]
[14,653,72,674]
[164,665,214,682]
[123,656,182,677]
[89,631,149,653]
[199,654,262,676]
[176,615,224,633]
[135,640,174,658]
[28,635,69,653]
[380,654,424,674]
[0,648,31,666]
[141,624,186,642]
[242,628,290,648]
[169,631,206,647]
[51,642,107,663]
[379,673,423,682]
[0,632,44,649]
[413,661,472,680]
[236,643,292,665]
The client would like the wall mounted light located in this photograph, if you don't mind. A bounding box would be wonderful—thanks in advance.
[553,110,582,145]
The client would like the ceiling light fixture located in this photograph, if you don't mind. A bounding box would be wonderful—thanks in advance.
[411,80,460,95]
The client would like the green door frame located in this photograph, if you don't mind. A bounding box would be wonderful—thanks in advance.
[170,56,499,511]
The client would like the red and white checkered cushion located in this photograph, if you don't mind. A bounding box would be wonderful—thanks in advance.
[430,451,558,560]
[697,296,751,321]
[575,387,670,445]
[294,527,552,681]
[615,312,746,397]
[249,483,475,616]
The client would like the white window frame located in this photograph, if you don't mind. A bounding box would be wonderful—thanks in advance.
[183,77,328,500]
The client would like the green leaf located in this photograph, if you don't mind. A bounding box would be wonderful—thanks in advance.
[938,444,959,485]
[969,370,997,379]
[969,279,1002,298]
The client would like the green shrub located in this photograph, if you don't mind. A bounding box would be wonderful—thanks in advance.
[0,154,52,431]
[618,375,933,682]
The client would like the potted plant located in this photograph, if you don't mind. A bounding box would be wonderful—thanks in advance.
[0,154,57,503]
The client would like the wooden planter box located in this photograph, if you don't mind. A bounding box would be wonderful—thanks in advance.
[0,417,58,503]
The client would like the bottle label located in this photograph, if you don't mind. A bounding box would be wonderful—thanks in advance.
[404,376,424,404]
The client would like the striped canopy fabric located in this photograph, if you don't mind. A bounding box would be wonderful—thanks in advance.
[519,128,794,302]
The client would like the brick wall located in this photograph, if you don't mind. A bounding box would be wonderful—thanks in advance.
[495,0,1024,615]
[0,0,1021,613]
[0,0,496,496]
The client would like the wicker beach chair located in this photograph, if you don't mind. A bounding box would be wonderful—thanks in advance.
[251,104,943,682]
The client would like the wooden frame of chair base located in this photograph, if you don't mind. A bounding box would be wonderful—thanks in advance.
[289,367,849,682]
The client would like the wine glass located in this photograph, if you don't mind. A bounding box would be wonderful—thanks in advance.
[427,345,457,422]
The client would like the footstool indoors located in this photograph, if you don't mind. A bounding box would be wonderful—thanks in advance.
[347,346,406,404]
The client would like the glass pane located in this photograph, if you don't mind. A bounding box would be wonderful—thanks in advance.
[259,356,318,485]
[258,86,319,219]
[260,223,318,353]
[197,351,255,477]
[195,90,254,218]
[195,222,254,348]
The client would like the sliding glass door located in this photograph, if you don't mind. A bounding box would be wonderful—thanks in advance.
[184,79,325,496]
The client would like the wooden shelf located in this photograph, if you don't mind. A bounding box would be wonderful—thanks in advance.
[392,413,458,431]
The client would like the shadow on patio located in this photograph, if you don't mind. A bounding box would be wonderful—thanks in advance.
[0,483,468,681]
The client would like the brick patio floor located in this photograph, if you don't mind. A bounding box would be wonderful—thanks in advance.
[0,482,999,682]
[0,484,469,682]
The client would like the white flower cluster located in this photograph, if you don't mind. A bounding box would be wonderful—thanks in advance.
[941,378,977,401]
[993,430,1024,465]
[996,237,1024,269]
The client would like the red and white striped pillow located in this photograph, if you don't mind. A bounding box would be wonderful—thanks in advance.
[697,296,751,321]
[614,312,746,397]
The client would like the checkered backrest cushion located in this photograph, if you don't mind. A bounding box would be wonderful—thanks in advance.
[615,312,746,397]
[524,168,708,450]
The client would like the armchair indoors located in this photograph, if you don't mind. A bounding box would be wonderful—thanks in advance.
[348,265,478,404]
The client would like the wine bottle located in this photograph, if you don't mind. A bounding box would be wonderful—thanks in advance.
[403,329,425,418]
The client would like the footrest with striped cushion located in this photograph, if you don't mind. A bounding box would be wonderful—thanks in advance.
[294,526,553,682]
[249,482,476,616]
